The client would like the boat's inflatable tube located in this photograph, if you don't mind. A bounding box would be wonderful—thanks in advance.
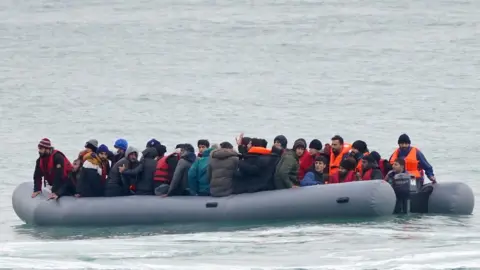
[428,182,475,215]
[12,180,396,226]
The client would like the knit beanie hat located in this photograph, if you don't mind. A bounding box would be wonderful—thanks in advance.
[351,140,367,153]
[293,139,307,150]
[220,141,234,149]
[175,144,185,150]
[398,134,411,144]
[309,139,323,151]
[274,135,288,149]
[146,139,161,148]
[38,138,53,149]
[154,144,167,156]
[340,159,356,171]
[114,139,128,151]
[97,144,109,154]
[85,139,98,152]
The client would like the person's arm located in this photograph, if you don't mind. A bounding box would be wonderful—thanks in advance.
[167,160,185,195]
[122,163,144,176]
[300,172,316,186]
[275,157,293,188]
[416,150,434,178]
[33,158,43,193]
[51,153,65,194]
[188,161,199,195]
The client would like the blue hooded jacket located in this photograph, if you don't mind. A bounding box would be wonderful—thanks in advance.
[188,147,214,196]
[390,147,434,178]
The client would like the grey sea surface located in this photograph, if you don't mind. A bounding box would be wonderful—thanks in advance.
[0,0,479,269]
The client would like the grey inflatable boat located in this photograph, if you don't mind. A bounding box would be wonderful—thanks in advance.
[12,180,474,227]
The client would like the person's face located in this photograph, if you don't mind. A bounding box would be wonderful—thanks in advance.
[198,145,207,153]
[98,152,108,160]
[295,147,305,157]
[361,159,368,169]
[128,152,138,162]
[38,147,50,157]
[315,161,326,172]
[331,140,342,153]
[115,147,124,154]
[72,160,81,171]
[274,141,282,149]
[309,148,319,155]
[393,162,403,173]
[399,143,410,150]
[351,148,359,155]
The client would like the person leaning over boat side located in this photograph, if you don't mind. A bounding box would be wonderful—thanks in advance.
[369,151,391,178]
[32,138,73,200]
[298,139,322,180]
[188,144,218,196]
[164,144,197,196]
[78,139,99,161]
[300,156,328,186]
[77,151,104,197]
[197,139,210,158]
[233,138,279,194]
[56,159,82,198]
[329,159,356,184]
[146,138,167,158]
[389,134,436,192]
[274,137,301,189]
[208,142,240,197]
[328,135,351,177]
[350,140,369,173]
[110,138,128,166]
[105,146,140,197]
[356,155,383,181]
[119,147,158,195]
[385,158,411,214]
[153,144,183,194]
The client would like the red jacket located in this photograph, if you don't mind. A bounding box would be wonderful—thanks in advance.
[298,152,314,180]
[329,170,356,184]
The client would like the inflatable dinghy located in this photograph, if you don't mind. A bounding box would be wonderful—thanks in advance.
[13,180,396,226]
[12,180,474,227]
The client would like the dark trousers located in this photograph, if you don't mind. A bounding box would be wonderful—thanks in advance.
[394,198,409,214]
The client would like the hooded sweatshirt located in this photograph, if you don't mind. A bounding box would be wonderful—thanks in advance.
[188,147,216,196]
[105,146,140,197]
[167,150,196,196]
[121,147,158,195]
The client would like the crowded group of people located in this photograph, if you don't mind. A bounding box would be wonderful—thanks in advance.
[31,133,436,213]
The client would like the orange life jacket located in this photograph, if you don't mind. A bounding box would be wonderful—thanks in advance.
[389,147,421,178]
[248,147,271,155]
[329,143,351,176]
[153,153,180,184]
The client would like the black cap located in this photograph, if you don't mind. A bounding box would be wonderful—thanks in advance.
[398,134,411,144]
[309,139,323,151]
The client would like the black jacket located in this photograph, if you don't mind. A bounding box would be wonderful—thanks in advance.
[233,150,279,194]
[122,148,158,195]
[105,146,140,197]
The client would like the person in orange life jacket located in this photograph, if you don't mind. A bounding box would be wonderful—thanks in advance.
[350,140,369,172]
[197,139,210,157]
[369,151,392,178]
[120,147,159,195]
[78,139,99,161]
[300,156,328,186]
[235,133,252,156]
[56,159,82,198]
[110,138,128,166]
[273,135,300,189]
[32,138,73,200]
[389,134,436,192]
[329,159,356,184]
[153,144,184,195]
[146,138,167,158]
[385,158,411,214]
[233,138,279,194]
[328,135,350,176]
[298,139,323,179]
[105,146,140,197]
[164,144,196,196]
[96,144,111,184]
[355,155,383,181]
[76,151,104,197]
